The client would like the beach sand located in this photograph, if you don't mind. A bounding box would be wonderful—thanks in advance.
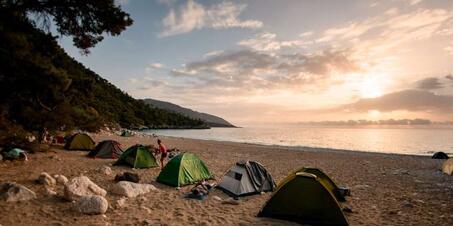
[0,133,452,226]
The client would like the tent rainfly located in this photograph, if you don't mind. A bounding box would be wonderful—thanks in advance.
[218,160,275,197]
[114,145,158,168]
[64,133,95,150]
[88,140,123,159]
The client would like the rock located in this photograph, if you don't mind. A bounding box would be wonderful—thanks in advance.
[111,181,156,198]
[114,172,139,183]
[141,206,151,214]
[221,198,240,205]
[54,175,69,185]
[99,166,113,176]
[0,183,37,202]
[0,154,3,161]
[73,195,108,215]
[441,159,453,175]
[38,172,56,186]
[116,197,127,208]
[353,184,371,189]
[64,176,107,201]
[45,188,57,196]
[212,195,222,201]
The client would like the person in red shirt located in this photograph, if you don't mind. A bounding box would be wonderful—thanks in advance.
[156,139,167,169]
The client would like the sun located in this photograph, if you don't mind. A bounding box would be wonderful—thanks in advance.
[359,78,382,98]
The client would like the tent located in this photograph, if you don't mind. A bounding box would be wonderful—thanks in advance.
[298,168,348,202]
[121,130,132,137]
[432,152,449,159]
[156,153,212,187]
[258,168,349,226]
[88,140,123,159]
[64,133,95,150]
[218,160,275,197]
[1,148,26,160]
[442,158,453,175]
[114,145,158,168]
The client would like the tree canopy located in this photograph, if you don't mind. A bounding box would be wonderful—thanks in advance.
[0,1,207,146]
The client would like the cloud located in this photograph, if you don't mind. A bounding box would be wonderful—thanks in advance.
[203,50,224,58]
[340,89,453,113]
[238,32,303,52]
[170,49,361,92]
[150,63,164,69]
[414,75,453,90]
[159,0,263,37]
[415,77,444,90]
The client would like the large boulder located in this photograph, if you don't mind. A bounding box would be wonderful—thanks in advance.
[111,181,157,197]
[442,159,453,175]
[73,195,108,215]
[64,176,107,201]
[37,172,56,186]
[0,183,36,202]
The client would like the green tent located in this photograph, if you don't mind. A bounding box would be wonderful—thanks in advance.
[64,133,95,150]
[156,153,212,187]
[258,168,349,226]
[88,140,123,159]
[114,145,158,168]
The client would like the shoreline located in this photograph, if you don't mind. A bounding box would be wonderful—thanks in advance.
[139,132,439,158]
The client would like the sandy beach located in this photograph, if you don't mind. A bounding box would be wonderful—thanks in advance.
[0,133,452,226]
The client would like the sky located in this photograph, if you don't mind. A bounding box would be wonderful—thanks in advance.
[58,0,453,126]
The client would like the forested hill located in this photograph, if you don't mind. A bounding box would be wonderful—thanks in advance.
[0,11,207,138]
[144,99,235,127]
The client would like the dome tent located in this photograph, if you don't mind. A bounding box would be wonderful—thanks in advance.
[156,153,212,187]
[218,160,275,197]
[88,140,123,159]
[258,168,349,226]
[64,133,95,150]
[114,145,158,168]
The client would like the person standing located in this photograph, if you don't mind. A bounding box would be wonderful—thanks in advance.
[156,139,167,169]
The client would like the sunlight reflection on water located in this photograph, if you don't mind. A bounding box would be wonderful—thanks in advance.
[144,126,453,155]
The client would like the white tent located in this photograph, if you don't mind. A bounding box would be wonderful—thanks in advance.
[218,160,275,197]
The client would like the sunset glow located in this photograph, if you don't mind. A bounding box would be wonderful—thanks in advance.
[60,0,453,125]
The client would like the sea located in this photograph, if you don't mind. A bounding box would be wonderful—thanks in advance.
[144,125,453,156]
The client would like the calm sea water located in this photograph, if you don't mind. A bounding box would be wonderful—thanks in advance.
[144,125,453,156]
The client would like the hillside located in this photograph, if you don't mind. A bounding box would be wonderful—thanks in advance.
[0,11,207,143]
[143,99,235,127]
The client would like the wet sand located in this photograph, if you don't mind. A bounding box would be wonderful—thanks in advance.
[0,132,452,226]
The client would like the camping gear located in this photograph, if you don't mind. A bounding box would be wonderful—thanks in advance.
[156,153,212,187]
[258,168,349,226]
[64,133,95,150]
[121,130,132,137]
[218,160,276,197]
[114,145,158,168]
[114,172,140,183]
[2,148,26,160]
[88,140,123,159]
[432,152,449,159]
[442,158,453,175]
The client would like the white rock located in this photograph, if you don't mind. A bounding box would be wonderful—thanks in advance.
[111,181,157,198]
[116,197,127,208]
[38,172,56,187]
[442,159,453,175]
[54,175,69,185]
[0,183,37,202]
[45,188,57,196]
[99,166,113,176]
[141,206,151,214]
[212,196,222,201]
[64,176,107,201]
[73,195,108,215]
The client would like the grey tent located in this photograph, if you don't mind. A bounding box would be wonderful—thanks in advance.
[88,140,123,159]
[218,160,276,197]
